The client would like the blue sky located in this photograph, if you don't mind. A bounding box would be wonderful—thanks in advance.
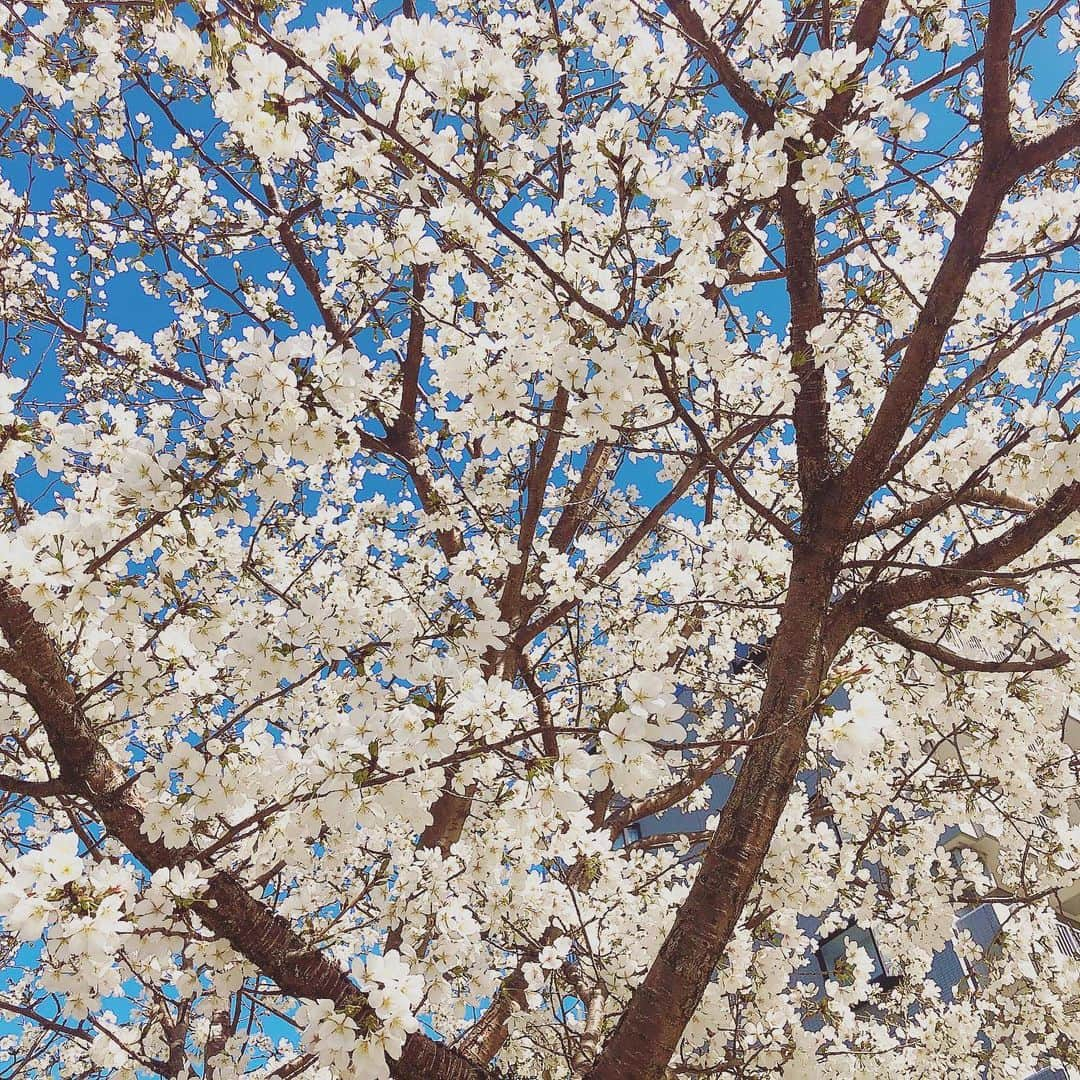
[0,0,1076,1073]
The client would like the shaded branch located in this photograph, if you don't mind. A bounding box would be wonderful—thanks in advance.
[814,0,889,138]
[852,485,1037,540]
[869,618,1069,673]
[0,580,490,1080]
[0,772,67,796]
[263,182,354,352]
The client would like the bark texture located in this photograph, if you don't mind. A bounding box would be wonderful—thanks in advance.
[0,580,487,1080]
[585,535,844,1080]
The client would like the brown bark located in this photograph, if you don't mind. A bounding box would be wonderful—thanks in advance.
[498,386,570,630]
[852,485,1036,540]
[0,581,488,1080]
[585,533,844,1080]
[454,949,537,1066]
[417,783,476,855]
[982,0,1017,152]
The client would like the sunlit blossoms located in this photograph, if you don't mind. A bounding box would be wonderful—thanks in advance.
[0,1,1077,1078]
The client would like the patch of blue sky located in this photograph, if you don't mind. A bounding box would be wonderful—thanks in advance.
[0,0,1076,1067]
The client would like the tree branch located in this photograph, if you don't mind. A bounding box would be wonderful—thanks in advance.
[604,745,734,837]
[779,185,831,495]
[388,263,430,447]
[0,772,67,796]
[813,0,889,138]
[843,480,1080,623]
[981,0,1017,153]
[869,617,1069,672]
[841,162,1012,510]
[852,485,1036,540]
[516,457,705,646]
[498,387,570,630]
[548,441,613,554]
[664,0,774,130]
[0,580,489,1080]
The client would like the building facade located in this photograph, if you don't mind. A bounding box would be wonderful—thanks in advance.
[616,682,1080,1079]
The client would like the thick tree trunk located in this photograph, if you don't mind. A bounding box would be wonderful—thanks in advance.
[585,541,841,1080]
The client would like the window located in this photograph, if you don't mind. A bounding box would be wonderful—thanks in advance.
[953,904,1003,989]
[816,923,901,995]
[1056,919,1080,960]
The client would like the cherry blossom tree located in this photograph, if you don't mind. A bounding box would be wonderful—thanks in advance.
[0,0,1078,1077]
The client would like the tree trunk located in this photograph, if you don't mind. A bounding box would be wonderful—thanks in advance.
[585,541,841,1080]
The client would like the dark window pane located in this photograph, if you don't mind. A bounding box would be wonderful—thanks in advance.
[817,925,884,983]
